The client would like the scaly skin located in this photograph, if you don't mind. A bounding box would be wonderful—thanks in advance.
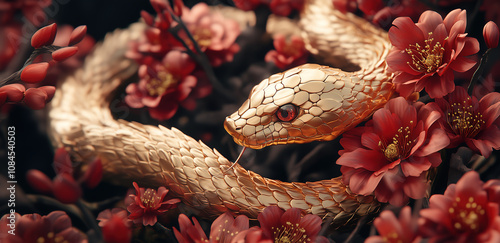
[49,0,393,228]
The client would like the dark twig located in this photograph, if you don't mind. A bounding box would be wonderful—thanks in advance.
[76,199,103,241]
[467,48,492,95]
[153,222,176,240]
[167,13,236,101]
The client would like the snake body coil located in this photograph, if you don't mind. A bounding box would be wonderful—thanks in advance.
[49,0,394,227]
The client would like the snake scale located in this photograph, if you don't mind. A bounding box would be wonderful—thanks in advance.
[49,0,394,227]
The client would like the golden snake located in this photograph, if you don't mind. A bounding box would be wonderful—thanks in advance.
[49,0,394,228]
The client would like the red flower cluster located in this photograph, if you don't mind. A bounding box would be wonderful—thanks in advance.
[368,171,500,242]
[233,0,305,16]
[126,182,180,226]
[125,0,240,120]
[338,97,449,206]
[432,87,500,158]
[0,211,87,243]
[419,171,500,242]
[26,147,102,204]
[265,34,308,70]
[386,9,480,98]
[97,208,133,243]
[174,206,328,243]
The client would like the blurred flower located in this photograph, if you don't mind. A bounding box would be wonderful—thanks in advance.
[433,86,500,158]
[332,0,357,14]
[0,22,21,71]
[386,9,480,98]
[257,206,328,243]
[269,0,305,16]
[0,211,87,243]
[338,97,449,206]
[232,227,272,243]
[174,212,249,243]
[26,147,102,203]
[0,0,52,26]
[419,171,500,242]
[233,0,263,11]
[265,34,308,70]
[97,208,132,243]
[484,21,499,49]
[365,206,421,243]
[127,182,180,226]
[484,179,500,204]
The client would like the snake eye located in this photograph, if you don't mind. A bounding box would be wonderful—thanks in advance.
[276,104,298,122]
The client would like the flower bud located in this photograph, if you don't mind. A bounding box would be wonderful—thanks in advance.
[26,169,54,195]
[483,21,499,49]
[52,46,79,62]
[20,62,49,83]
[31,23,57,48]
[68,25,87,46]
[53,173,82,204]
[24,88,49,110]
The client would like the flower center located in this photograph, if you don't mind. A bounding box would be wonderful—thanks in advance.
[272,221,310,243]
[146,71,177,96]
[36,232,67,243]
[141,189,160,209]
[447,98,485,138]
[406,32,445,73]
[449,196,487,233]
[379,122,415,162]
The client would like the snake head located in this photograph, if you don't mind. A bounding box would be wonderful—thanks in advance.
[224,64,352,149]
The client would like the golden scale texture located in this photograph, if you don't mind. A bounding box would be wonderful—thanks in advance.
[49,0,394,228]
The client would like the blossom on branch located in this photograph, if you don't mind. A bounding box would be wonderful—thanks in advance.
[338,97,449,206]
[433,86,500,158]
[386,9,480,98]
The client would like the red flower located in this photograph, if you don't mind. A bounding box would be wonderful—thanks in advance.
[124,56,199,120]
[484,21,499,49]
[265,34,308,70]
[433,86,500,158]
[97,208,132,243]
[338,97,449,206]
[174,212,250,243]
[0,211,87,243]
[419,171,500,242]
[365,206,421,243]
[180,2,241,67]
[127,182,180,226]
[386,9,480,98]
[256,206,328,243]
